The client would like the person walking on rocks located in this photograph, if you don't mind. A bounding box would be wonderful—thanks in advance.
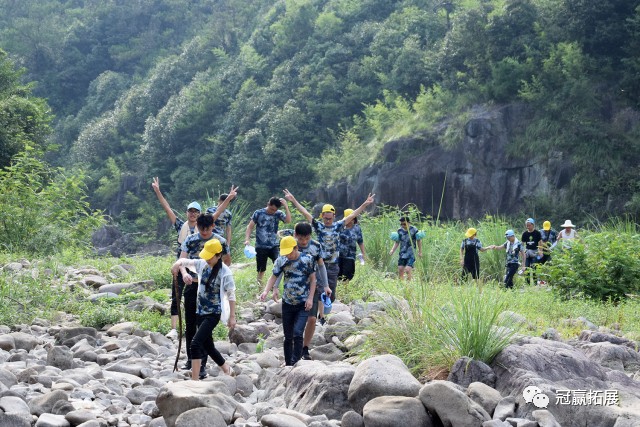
[178,186,237,378]
[152,177,201,338]
[259,236,317,366]
[459,227,488,280]
[172,238,235,380]
[338,208,366,288]
[244,197,292,285]
[292,222,330,360]
[389,216,423,281]
[274,222,331,358]
[488,229,524,289]
[283,190,375,302]
[206,193,233,266]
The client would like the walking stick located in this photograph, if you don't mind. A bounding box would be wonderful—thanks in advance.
[172,273,183,372]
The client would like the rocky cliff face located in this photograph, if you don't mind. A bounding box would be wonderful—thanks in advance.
[311,104,574,219]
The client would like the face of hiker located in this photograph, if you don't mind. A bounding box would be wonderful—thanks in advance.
[187,208,200,222]
[295,234,311,248]
[266,204,279,215]
[199,225,214,239]
[400,220,408,230]
[322,213,334,226]
[526,221,534,232]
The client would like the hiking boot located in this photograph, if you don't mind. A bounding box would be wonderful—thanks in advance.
[319,317,326,326]
[165,329,178,340]
[301,346,311,360]
[181,360,192,370]
[199,365,208,380]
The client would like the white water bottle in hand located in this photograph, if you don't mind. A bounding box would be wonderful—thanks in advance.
[357,253,365,265]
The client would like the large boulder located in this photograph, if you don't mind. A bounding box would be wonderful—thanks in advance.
[571,341,640,372]
[174,407,226,427]
[448,356,496,388]
[46,346,76,370]
[419,380,490,427]
[362,396,434,427]
[281,361,355,420]
[28,390,69,416]
[156,380,239,427]
[229,322,271,345]
[491,336,640,427]
[348,354,421,414]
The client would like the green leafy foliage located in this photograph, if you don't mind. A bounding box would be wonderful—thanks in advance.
[0,0,639,230]
[0,49,52,168]
[0,146,104,253]
[541,232,640,301]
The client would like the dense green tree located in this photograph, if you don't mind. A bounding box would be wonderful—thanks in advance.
[0,49,51,168]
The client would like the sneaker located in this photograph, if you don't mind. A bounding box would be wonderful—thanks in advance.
[301,346,311,360]
[165,329,178,340]
[181,360,192,370]
[319,317,326,326]
[199,365,208,380]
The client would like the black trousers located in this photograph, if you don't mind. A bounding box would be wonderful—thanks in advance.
[190,314,226,366]
[504,263,519,289]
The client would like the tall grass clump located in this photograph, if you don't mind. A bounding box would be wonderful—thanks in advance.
[359,281,522,377]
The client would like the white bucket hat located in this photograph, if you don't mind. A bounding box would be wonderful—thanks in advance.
[561,220,575,228]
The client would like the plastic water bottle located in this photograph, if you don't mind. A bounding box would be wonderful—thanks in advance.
[357,253,365,265]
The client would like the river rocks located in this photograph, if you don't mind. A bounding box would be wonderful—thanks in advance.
[156,380,238,427]
[363,396,434,427]
[491,336,640,427]
[174,407,226,427]
[348,354,421,414]
[281,361,355,419]
[419,380,491,426]
[3,260,640,427]
[448,356,497,388]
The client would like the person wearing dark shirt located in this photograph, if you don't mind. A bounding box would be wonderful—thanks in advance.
[521,218,542,285]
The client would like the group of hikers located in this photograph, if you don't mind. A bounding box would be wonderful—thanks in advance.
[460,218,579,289]
[152,178,579,378]
[153,179,375,377]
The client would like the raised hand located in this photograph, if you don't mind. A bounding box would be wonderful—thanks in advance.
[152,177,160,191]
[227,184,239,200]
[283,189,295,202]
[364,193,376,205]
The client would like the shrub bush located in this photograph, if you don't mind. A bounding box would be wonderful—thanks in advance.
[541,232,640,301]
[0,146,104,254]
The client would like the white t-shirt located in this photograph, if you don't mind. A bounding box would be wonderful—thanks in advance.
[558,229,576,240]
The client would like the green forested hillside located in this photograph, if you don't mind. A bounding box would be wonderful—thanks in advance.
[0,0,639,233]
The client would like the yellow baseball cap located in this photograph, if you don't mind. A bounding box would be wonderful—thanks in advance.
[465,227,477,238]
[199,239,222,260]
[343,208,354,217]
[322,204,335,214]
[280,236,297,256]
[543,221,551,231]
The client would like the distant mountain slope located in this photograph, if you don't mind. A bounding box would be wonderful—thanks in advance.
[0,0,638,231]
